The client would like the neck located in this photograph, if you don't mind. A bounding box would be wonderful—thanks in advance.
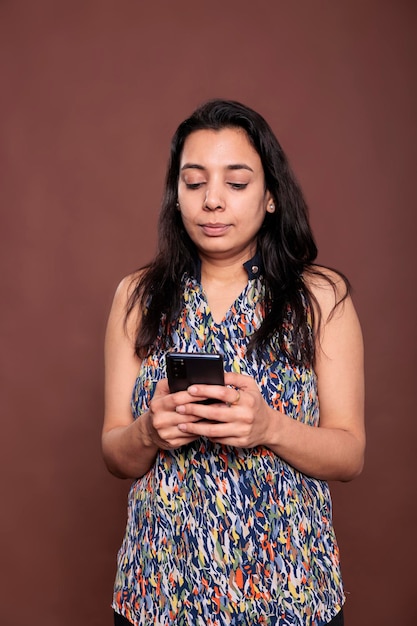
[198,246,256,285]
[201,259,248,286]
[199,256,252,324]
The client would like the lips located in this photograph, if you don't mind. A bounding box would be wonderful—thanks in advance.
[200,223,230,236]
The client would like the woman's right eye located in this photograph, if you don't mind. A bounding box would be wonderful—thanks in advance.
[185,182,204,190]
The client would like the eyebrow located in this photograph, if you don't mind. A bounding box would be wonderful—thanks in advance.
[180,163,254,172]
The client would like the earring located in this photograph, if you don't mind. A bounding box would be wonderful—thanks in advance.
[268,202,275,213]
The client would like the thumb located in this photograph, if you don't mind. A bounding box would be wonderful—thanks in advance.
[153,377,170,398]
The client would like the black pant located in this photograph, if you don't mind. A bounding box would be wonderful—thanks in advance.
[114,607,344,625]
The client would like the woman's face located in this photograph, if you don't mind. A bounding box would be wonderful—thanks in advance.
[177,127,273,262]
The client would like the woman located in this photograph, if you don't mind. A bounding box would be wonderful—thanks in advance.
[103,99,365,626]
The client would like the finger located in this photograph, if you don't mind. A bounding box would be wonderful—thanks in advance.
[159,434,201,450]
[187,383,247,406]
[175,401,223,422]
[187,384,245,409]
[151,388,199,417]
[178,419,243,439]
[178,403,246,436]
[223,372,254,390]
[186,384,227,404]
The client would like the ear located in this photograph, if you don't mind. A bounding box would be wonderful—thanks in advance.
[265,193,275,213]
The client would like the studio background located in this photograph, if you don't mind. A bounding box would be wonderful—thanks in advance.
[1,2,415,625]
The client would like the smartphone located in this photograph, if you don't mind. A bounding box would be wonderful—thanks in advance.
[166,352,224,404]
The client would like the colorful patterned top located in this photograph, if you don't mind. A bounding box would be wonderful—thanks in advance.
[112,267,345,625]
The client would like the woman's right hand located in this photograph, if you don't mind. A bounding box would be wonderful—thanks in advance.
[141,378,201,450]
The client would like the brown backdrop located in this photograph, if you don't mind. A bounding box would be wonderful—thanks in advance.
[1,1,416,625]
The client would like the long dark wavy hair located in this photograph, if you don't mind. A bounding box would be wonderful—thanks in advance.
[127,99,349,366]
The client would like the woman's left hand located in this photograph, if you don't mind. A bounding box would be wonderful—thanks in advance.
[176,372,274,448]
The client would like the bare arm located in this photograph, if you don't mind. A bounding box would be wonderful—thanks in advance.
[102,275,158,478]
[102,275,200,479]
[263,279,365,481]
[176,271,365,481]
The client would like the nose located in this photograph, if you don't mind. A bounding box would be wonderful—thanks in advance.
[204,186,224,211]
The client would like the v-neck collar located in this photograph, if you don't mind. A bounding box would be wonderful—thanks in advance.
[191,251,264,283]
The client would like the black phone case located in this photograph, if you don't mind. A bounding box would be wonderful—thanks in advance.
[166,353,224,402]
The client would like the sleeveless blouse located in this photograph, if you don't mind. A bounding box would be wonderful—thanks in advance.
[112,273,345,625]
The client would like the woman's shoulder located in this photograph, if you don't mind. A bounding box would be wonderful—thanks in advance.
[113,269,146,302]
[302,264,351,319]
[109,269,147,332]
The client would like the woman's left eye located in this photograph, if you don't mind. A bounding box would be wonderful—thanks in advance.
[229,183,248,190]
